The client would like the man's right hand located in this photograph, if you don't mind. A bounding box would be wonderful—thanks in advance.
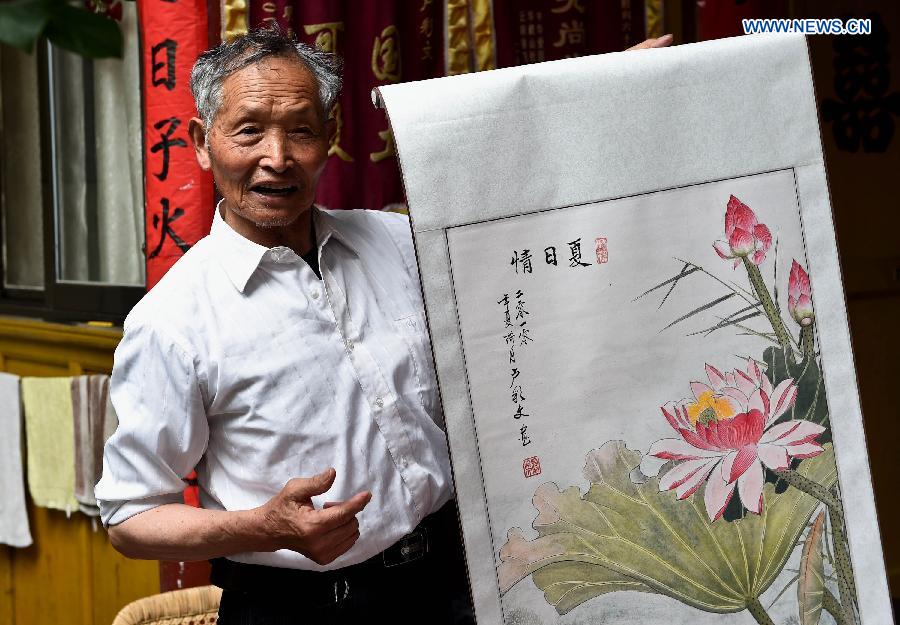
[256,468,372,565]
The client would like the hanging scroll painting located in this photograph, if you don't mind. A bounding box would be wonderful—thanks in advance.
[375,33,894,625]
[449,169,853,625]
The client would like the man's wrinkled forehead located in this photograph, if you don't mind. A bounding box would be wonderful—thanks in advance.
[216,54,324,119]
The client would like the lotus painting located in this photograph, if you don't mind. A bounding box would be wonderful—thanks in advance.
[443,169,875,625]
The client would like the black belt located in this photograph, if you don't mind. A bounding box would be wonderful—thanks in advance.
[211,501,460,601]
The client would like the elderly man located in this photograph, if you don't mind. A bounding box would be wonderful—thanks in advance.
[96,28,465,624]
[97,26,671,625]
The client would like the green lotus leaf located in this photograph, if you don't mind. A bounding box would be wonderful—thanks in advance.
[798,511,826,625]
[762,346,829,432]
[497,440,838,616]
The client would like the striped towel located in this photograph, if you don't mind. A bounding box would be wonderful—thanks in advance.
[21,377,79,514]
[71,375,118,516]
[0,373,32,547]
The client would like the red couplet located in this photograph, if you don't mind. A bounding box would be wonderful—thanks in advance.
[139,0,216,290]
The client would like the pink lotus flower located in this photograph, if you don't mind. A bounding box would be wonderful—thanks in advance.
[713,195,773,268]
[648,359,824,521]
[788,260,814,326]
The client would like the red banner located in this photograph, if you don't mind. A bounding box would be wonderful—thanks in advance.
[248,1,444,211]
[493,0,646,68]
[140,0,216,289]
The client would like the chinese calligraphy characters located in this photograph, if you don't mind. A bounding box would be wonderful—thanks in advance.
[511,236,604,274]
[498,290,535,448]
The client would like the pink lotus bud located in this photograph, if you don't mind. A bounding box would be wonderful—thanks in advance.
[713,195,772,268]
[787,260,814,326]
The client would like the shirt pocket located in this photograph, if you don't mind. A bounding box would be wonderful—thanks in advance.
[393,312,441,426]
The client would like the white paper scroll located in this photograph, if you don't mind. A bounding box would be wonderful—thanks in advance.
[375,34,892,625]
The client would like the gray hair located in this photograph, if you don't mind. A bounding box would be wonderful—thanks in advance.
[189,26,342,132]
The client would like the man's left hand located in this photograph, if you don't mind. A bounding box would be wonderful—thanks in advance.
[628,34,674,50]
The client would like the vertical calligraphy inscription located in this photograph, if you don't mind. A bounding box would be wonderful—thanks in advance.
[145,25,192,264]
[499,288,535,456]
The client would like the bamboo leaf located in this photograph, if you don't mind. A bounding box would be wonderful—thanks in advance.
[687,311,763,337]
[798,511,827,625]
[633,265,699,302]
[662,292,736,331]
[658,263,691,309]
[731,321,781,344]
[716,303,762,325]
[674,256,759,305]
[767,573,800,609]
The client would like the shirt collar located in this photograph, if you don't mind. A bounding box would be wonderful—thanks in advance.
[210,200,271,293]
[312,206,354,252]
[211,201,359,293]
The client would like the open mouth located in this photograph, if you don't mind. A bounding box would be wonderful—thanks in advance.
[251,184,298,197]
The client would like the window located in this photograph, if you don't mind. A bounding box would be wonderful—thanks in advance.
[0,3,144,323]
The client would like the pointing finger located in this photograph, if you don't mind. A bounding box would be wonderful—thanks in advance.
[316,491,371,528]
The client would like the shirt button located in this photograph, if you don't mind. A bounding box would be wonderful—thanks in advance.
[345,339,354,351]
[311,290,320,300]
[375,397,384,409]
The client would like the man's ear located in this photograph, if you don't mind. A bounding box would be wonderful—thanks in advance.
[188,117,212,171]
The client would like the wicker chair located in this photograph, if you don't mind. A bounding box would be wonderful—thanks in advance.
[111,585,222,625]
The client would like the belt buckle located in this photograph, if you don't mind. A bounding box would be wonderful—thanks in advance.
[382,526,428,568]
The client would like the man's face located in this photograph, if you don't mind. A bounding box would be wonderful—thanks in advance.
[190,56,330,231]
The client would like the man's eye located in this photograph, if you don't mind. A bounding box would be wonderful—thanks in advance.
[292,127,313,136]
[238,127,259,135]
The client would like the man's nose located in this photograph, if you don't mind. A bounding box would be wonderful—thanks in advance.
[259,130,291,172]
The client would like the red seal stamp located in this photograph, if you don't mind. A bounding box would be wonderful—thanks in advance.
[523,456,542,478]
[595,237,608,264]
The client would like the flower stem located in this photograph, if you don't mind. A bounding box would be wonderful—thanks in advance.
[774,469,842,523]
[776,469,859,624]
[830,485,860,625]
[742,258,794,362]
[800,325,815,362]
[823,588,848,625]
[747,597,775,625]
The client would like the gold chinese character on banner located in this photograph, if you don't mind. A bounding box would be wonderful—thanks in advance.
[553,20,585,47]
[372,25,401,82]
[304,21,343,53]
[370,128,395,163]
[328,103,353,162]
[420,0,432,10]
[420,16,433,38]
[259,2,294,36]
[551,0,585,13]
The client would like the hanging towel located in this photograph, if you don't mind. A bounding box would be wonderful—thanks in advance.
[21,377,79,514]
[72,375,118,516]
[0,372,33,547]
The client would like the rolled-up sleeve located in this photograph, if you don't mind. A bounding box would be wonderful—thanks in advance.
[95,322,209,527]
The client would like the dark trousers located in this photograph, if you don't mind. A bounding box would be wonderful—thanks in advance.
[213,502,475,625]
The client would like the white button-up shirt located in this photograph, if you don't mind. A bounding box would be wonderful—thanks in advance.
[95,205,452,570]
